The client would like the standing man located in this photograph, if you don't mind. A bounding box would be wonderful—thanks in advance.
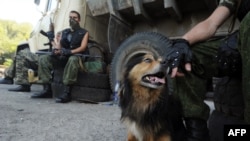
[31,10,89,103]
[166,0,249,140]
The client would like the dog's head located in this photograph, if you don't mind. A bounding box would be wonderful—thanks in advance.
[125,53,167,90]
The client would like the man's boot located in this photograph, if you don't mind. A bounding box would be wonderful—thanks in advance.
[185,118,210,141]
[0,77,13,84]
[31,84,52,98]
[55,85,71,103]
[8,85,30,92]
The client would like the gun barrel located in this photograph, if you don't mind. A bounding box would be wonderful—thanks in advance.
[35,51,101,58]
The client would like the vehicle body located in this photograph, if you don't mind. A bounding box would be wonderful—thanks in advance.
[16,0,240,97]
[17,0,240,101]
[24,0,238,57]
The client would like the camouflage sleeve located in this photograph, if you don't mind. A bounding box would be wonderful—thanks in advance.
[219,0,238,14]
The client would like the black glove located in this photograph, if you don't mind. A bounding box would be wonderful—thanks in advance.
[216,32,241,76]
[166,39,192,73]
[52,48,58,56]
[46,31,54,42]
[60,48,71,56]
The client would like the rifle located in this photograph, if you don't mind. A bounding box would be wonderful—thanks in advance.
[36,50,101,60]
[40,22,54,51]
[39,30,53,51]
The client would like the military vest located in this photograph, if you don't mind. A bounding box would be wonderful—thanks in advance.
[60,28,89,54]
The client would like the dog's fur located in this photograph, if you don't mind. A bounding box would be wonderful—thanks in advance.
[118,53,186,141]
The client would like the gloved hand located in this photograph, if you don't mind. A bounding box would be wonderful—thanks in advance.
[166,39,192,76]
[52,48,60,56]
[60,48,72,56]
[46,31,54,42]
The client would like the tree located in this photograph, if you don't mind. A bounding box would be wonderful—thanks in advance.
[0,19,32,65]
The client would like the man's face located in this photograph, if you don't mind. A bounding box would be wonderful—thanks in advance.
[69,12,80,30]
[69,12,80,23]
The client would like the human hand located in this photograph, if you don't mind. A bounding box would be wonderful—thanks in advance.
[166,39,192,78]
[60,48,72,56]
[52,48,61,56]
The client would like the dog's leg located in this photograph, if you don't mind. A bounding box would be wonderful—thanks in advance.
[143,135,154,141]
[157,135,171,141]
[127,131,138,141]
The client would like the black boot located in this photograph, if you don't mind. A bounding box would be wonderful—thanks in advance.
[31,84,52,98]
[8,85,30,92]
[185,118,210,141]
[55,85,71,103]
[0,77,13,84]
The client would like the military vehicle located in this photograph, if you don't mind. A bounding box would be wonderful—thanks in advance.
[16,0,244,140]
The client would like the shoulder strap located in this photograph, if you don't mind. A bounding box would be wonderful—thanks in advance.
[228,0,242,33]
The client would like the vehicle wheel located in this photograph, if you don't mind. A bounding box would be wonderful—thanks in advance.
[110,32,173,92]
[53,68,110,89]
[71,86,112,102]
[88,42,106,62]
[76,72,110,89]
[51,82,112,102]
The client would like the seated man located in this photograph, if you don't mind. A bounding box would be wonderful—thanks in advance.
[0,47,38,92]
[31,10,89,103]
[0,30,62,92]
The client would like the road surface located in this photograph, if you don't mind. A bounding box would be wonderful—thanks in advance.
[0,83,214,141]
[0,84,126,141]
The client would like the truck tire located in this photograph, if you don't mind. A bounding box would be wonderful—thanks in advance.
[71,86,111,102]
[88,42,106,62]
[53,68,109,89]
[51,82,111,102]
[75,72,110,89]
[110,32,172,92]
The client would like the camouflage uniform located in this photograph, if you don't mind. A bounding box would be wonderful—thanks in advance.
[4,48,38,85]
[175,0,250,123]
[37,55,81,85]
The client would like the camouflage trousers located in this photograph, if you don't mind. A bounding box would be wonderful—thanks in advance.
[37,55,81,85]
[174,12,250,123]
[4,48,38,85]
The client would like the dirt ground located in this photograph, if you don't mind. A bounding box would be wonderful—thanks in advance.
[0,84,126,141]
[0,82,215,141]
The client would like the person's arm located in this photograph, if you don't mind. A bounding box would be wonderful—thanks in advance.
[183,6,231,45]
[71,32,89,54]
[169,6,232,78]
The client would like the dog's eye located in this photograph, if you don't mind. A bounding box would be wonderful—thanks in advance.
[143,58,152,63]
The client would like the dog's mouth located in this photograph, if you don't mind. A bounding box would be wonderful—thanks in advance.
[141,71,166,88]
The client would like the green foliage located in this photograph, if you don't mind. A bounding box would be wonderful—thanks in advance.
[3,58,13,67]
[0,19,32,65]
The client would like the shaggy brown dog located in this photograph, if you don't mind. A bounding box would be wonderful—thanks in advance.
[118,53,186,141]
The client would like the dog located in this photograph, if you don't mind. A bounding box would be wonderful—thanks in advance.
[117,53,186,141]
